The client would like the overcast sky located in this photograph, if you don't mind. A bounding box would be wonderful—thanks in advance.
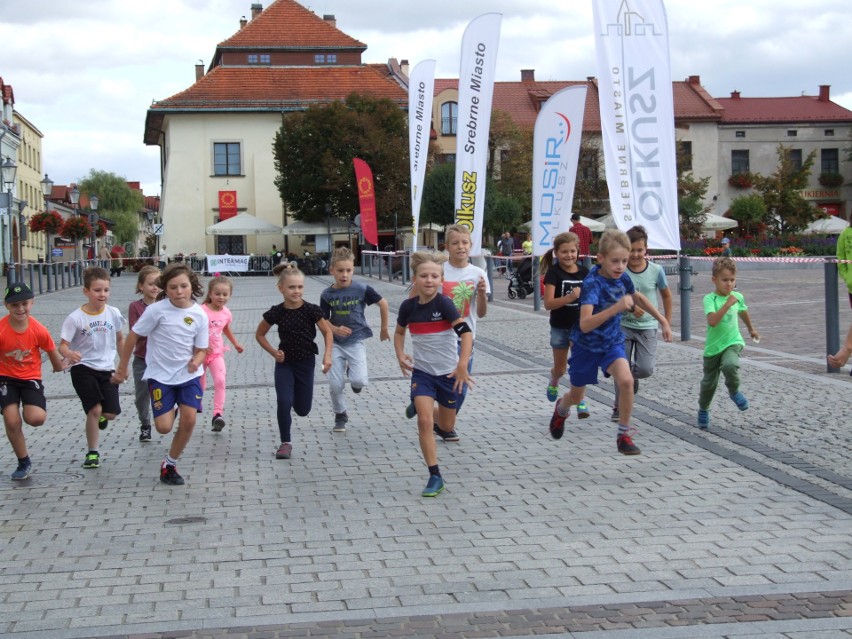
[2,0,851,198]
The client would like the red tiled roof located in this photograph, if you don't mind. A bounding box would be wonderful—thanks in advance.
[217,0,365,51]
[716,95,852,124]
[145,65,406,144]
[434,79,722,132]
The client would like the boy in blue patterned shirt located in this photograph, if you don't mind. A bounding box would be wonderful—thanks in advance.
[548,230,672,455]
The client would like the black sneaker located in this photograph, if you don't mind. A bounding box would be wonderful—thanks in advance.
[211,413,226,432]
[98,416,109,431]
[433,423,460,442]
[333,412,348,433]
[617,434,641,456]
[352,384,362,394]
[139,425,152,442]
[549,405,567,440]
[160,464,185,485]
[633,378,640,395]
[405,402,416,419]
[610,405,620,423]
[82,451,100,469]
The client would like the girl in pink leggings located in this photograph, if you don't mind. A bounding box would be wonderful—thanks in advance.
[201,276,244,431]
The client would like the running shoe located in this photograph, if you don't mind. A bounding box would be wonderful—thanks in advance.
[576,400,590,419]
[610,405,620,423]
[333,412,349,433]
[730,391,749,411]
[83,452,100,469]
[11,459,32,480]
[697,409,710,430]
[211,414,226,432]
[405,402,417,419]
[160,464,185,485]
[433,423,459,442]
[98,416,109,431]
[549,405,567,440]
[617,431,641,456]
[139,425,152,442]
[275,442,292,459]
[422,474,445,497]
[546,385,559,402]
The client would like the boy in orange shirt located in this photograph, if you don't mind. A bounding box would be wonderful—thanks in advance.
[0,284,64,480]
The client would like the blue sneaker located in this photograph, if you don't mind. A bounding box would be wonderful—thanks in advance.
[697,409,710,429]
[730,392,749,411]
[405,402,416,419]
[576,400,590,419]
[546,385,559,402]
[11,460,32,480]
[422,474,444,497]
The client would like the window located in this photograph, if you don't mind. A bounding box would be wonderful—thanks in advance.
[327,54,337,63]
[731,150,749,174]
[260,54,270,64]
[735,130,746,138]
[314,54,325,63]
[787,148,803,171]
[441,102,458,135]
[213,142,241,176]
[787,130,797,137]
[678,141,693,172]
[825,129,835,136]
[821,148,839,174]
[247,54,258,64]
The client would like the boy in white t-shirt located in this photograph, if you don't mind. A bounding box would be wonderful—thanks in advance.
[59,267,125,470]
[405,225,489,442]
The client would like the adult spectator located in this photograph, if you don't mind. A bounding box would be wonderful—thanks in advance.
[497,232,514,273]
[569,212,593,258]
[269,244,283,266]
[837,217,852,309]
[522,233,533,255]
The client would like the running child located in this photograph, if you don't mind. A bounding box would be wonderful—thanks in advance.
[612,225,673,422]
[320,247,389,433]
[59,267,125,470]
[541,231,589,415]
[201,275,244,432]
[404,224,487,442]
[115,263,209,486]
[1,283,64,480]
[128,265,160,443]
[549,229,672,455]
[255,262,332,460]
[697,256,759,429]
[395,251,473,497]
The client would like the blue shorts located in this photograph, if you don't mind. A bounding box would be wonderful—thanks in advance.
[410,368,462,410]
[568,342,627,387]
[148,377,203,418]
[550,327,573,350]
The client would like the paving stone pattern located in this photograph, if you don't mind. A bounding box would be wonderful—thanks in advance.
[1,266,851,639]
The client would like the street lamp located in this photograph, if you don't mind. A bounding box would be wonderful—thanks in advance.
[40,174,54,263]
[1,157,17,273]
[16,199,26,273]
[89,194,99,263]
[69,186,80,261]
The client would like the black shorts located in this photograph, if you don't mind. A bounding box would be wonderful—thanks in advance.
[70,365,122,416]
[0,376,47,411]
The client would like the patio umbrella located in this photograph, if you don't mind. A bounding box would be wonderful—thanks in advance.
[597,213,738,232]
[520,215,606,233]
[803,215,849,235]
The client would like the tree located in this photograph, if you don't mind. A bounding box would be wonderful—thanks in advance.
[273,93,409,229]
[675,141,712,240]
[420,162,455,227]
[728,193,766,238]
[489,110,533,209]
[77,170,143,245]
[751,144,818,234]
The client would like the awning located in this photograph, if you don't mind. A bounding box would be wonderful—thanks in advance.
[206,213,283,235]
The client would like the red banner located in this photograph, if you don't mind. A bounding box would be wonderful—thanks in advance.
[353,158,378,247]
[218,191,237,220]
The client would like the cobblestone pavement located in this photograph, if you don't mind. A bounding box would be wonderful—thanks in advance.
[1,265,851,639]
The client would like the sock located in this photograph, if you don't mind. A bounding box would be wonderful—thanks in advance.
[163,454,177,468]
[617,424,629,436]
[549,377,558,387]
[88,449,98,455]
[18,455,30,464]
[428,464,441,477]
[557,402,570,417]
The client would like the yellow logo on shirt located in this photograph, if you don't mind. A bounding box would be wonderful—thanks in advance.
[184,317,194,326]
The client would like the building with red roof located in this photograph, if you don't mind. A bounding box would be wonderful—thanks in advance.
[144,0,406,257]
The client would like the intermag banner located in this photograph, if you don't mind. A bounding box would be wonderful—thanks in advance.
[531,85,588,257]
[592,0,681,250]
[408,60,435,252]
[206,255,249,272]
[453,13,502,256]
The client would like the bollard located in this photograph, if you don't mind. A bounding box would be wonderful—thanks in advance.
[484,255,494,303]
[825,258,841,373]
[367,254,373,278]
[679,254,692,342]
[533,256,541,311]
[401,254,409,286]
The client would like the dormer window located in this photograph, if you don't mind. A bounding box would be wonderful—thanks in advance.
[314,53,337,64]
[247,54,271,65]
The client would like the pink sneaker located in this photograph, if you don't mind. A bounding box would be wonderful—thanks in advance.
[275,442,292,459]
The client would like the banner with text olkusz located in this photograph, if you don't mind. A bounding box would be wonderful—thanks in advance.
[409,60,436,252]
[454,13,502,256]
[593,0,680,250]
[531,85,587,257]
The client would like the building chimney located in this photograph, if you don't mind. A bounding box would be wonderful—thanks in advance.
[521,69,535,83]
[250,3,262,20]
[687,75,700,85]
[239,15,247,29]
[819,85,830,102]
[400,59,410,77]
[730,90,740,99]
[195,59,204,82]
[323,14,336,28]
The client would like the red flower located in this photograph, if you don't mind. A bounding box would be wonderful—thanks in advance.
[28,210,64,234]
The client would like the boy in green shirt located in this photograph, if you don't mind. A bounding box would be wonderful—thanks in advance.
[698,257,760,429]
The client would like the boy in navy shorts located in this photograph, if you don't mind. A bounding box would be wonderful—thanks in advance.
[549,230,672,455]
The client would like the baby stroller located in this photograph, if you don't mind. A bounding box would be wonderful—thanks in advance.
[508,257,535,299]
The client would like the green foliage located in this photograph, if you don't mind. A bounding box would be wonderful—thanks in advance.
[489,110,532,209]
[77,170,143,245]
[751,145,818,234]
[420,162,455,227]
[273,93,409,229]
[728,193,766,237]
[676,140,712,240]
[484,192,523,238]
